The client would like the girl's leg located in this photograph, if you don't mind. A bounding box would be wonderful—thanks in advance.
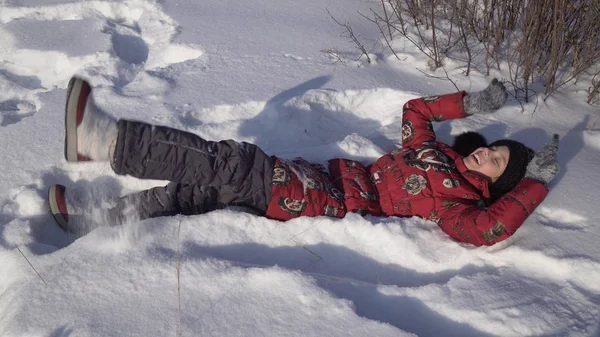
[111,119,273,212]
[108,181,270,224]
[64,76,273,213]
[50,183,222,233]
[111,120,269,186]
[108,183,221,223]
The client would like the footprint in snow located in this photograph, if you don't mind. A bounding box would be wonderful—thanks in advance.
[0,1,203,115]
[111,33,149,65]
[0,100,38,126]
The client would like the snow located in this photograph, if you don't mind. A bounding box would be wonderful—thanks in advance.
[1,0,600,336]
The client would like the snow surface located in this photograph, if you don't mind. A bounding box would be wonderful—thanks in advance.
[1,0,600,336]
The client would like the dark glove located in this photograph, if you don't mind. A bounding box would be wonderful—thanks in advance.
[524,134,560,185]
[463,78,508,115]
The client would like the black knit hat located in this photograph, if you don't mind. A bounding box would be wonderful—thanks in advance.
[453,132,535,202]
[488,139,535,201]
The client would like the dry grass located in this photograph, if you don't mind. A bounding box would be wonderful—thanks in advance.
[336,0,600,104]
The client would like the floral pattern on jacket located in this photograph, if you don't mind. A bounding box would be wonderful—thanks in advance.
[265,92,548,246]
[266,158,346,221]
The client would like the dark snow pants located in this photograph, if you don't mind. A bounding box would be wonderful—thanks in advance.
[109,120,274,221]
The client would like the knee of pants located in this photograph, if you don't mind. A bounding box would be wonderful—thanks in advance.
[176,184,221,215]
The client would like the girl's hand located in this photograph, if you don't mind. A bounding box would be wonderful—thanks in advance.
[463,78,508,115]
[524,134,560,185]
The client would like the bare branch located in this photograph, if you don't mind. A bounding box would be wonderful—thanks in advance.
[327,8,372,63]
[415,66,459,91]
[361,9,401,60]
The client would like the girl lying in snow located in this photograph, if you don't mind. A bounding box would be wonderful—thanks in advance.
[49,77,559,246]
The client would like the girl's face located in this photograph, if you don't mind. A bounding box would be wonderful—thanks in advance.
[463,146,510,183]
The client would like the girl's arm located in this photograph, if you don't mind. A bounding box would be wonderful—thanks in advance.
[435,178,549,246]
[437,134,560,246]
[401,92,468,148]
[402,79,508,148]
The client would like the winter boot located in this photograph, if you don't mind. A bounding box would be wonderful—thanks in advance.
[49,183,146,235]
[64,77,118,162]
[48,184,79,233]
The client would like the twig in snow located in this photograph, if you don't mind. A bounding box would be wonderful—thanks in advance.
[16,245,47,286]
[289,220,324,265]
[588,112,600,131]
[177,215,182,336]
[358,8,401,61]
[288,221,322,242]
[415,67,459,91]
[327,8,372,64]
[503,80,538,114]
[320,48,347,65]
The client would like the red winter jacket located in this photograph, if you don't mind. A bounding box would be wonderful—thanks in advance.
[265,92,548,246]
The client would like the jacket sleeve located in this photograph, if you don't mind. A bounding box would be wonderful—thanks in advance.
[435,179,549,246]
[402,92,468,148]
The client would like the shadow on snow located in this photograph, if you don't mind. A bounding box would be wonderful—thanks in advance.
[156,240,496,337]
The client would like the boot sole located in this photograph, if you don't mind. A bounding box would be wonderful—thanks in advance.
[64,77,91,162]
[48,184,69,232]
